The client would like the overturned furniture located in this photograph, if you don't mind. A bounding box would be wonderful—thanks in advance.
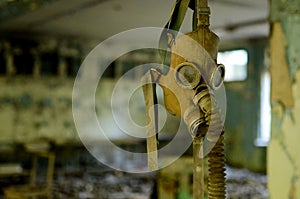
[4,143,55,199]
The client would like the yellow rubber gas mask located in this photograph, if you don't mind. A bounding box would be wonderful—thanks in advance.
[145,28,225,139]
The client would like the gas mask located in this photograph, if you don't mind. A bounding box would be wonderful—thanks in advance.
[142,27,226,199]
[142,1,226,198]
[144,28,225,141]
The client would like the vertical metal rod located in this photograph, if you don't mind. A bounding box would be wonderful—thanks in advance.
[199,0,208,7]
[195,0,200,28]
[196,0,210,28]
[192,1,209,197]
[193,136,205,199]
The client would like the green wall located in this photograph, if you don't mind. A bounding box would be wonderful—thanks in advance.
[222,39,267,172]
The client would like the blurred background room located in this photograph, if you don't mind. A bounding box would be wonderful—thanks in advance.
[0,0,299,198]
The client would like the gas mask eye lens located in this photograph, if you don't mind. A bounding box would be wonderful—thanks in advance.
[175,62,201,89]
[211,64,225,89]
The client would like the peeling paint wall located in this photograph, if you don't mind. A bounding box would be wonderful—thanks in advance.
[0,38,177,145]
[0,76,173,144]
[269,71,300,198]
[0,36,270,173]
[0,77,76,144]
[269,0,300,198]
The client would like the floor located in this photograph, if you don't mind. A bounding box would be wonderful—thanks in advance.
[49,166,267,199]
[226,167,268,199]
[0,146,268,199]
[52,169,154,199]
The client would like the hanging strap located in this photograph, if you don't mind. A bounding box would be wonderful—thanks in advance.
[166,0,191,32]
[142,70,159,171]
[158,0,191,74]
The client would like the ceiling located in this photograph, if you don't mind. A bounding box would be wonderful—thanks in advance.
[0,0,269,43]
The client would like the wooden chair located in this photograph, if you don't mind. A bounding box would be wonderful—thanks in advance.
[3,151,55,199]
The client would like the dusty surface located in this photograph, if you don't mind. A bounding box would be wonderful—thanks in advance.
[49,166,268,199]
[226,167,268,199]
[52,169,155,199]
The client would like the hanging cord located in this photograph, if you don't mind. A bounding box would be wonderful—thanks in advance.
[194,1,226,198]
[208,133,226,199]
[194,84,226,199]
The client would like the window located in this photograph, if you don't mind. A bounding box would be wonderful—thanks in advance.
[256,70,271,146]
[14,47,34,75]
[0,49,6,74]
[66,56,81,77]
[40,52,59,76]
[218,49,248,82]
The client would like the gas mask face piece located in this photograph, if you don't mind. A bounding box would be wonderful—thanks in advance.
[141,28,226,172]
[152,29,225,138]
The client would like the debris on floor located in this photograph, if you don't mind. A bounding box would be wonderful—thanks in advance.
[52,169,155,199]
[49,166,267,199]
[226,166,268,199]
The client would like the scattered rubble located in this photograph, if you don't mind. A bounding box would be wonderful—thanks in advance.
[50,166,268,199]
